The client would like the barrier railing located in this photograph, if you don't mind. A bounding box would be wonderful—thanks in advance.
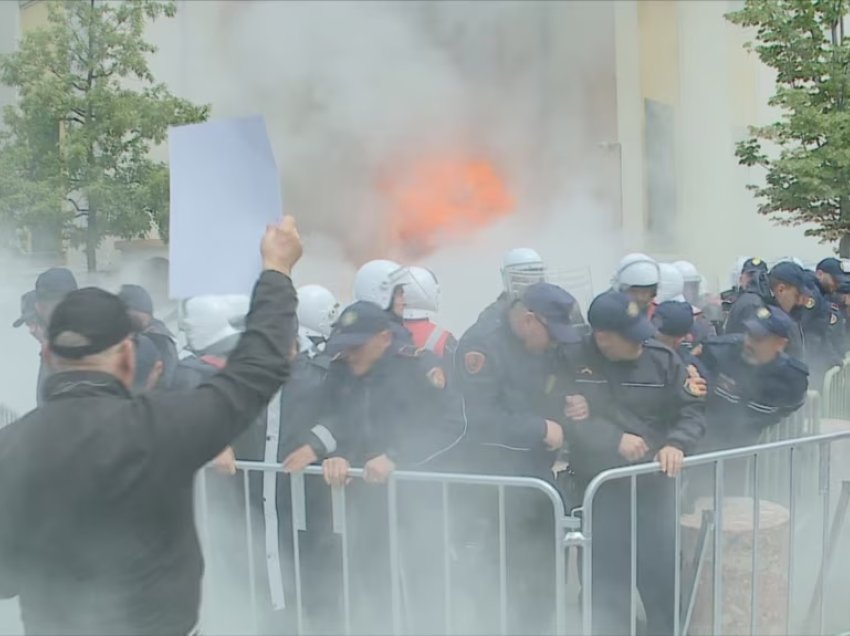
[822,359,850,421]
[574,429,850,636]
[196,464,577,636]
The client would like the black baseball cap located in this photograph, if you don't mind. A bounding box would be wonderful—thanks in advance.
[742,257,768,274]
[35,267,78,302]
[324,301,393,357]
[744,306,794,340]
[47,288,133,359]
[118,284,154,315]
[521,283,582,344]
[587,290,656,343]
[652,301,694,337]
[769,262,807,290]
[12,291,37,328]
[816,258,847,283]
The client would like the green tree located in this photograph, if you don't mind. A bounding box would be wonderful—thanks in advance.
[0,0,208,271]
[727,0,850,255]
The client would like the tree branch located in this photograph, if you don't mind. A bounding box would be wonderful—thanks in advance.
[66,198,89,217]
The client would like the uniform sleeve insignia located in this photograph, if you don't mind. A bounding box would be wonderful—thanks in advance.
[804,297,816,309]
[464,351,486,374]
[830,313,839,325]
[340,310,357,326]
[626,302,640,318]
[756,307,770,319]
[579,367,594,375]
[427,366,446,389]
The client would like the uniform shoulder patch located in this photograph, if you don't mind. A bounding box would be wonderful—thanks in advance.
[830,313,839,325]
[427,366,446,389]
[804,297,816,310]
[464,351,487,375]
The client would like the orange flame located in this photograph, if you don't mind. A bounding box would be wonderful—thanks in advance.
[383,158,515,258]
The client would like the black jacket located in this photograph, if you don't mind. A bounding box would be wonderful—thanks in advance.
[567,338,706,482]
[698,334,809,451]
[304,345,466,471]
[0,271,297,636]
[278,351,331,459]
[454,306,579,481]
[724,288,768,335]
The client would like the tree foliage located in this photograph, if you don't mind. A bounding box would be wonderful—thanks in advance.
[727,0,850,252]
[0,0,208,270]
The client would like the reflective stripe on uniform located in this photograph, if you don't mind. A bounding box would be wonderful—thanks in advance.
[423,326,446,353]
[310,424,337,454]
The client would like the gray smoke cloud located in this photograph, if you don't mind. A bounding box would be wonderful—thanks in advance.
[147,0,623,332]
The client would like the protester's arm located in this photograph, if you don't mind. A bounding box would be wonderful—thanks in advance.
[150,218,302,474]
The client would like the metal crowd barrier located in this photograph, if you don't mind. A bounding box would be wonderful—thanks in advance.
[0,404,18,430]
[822,359,850,421]
[195,401,850,635]
[575,429,850,636]
[196,464,577,636]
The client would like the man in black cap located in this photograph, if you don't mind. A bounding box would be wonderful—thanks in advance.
[119,283,179,389]
[0,217,302,636]
[698,306,809,453]
[568,290,705,636]
[30,267,78,405]
[813,258,849,358]
[724,257,770,335]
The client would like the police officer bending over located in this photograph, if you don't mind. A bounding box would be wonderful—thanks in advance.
[698,306,809,453]
[0,218,302,636]
[568,290,705,636]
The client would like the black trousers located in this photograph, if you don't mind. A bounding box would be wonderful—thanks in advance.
[587,474,676,636]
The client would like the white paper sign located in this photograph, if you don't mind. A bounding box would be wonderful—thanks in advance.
[167,115,281,299]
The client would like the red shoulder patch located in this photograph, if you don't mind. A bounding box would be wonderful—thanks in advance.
[464,351,486,375]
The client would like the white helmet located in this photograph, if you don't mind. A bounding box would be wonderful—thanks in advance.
[612,253,660,290]
[402,266,440,320]
[221,294,250,330]
[657,263,686,302]
[353,259,405,310]
[672,261,701,284]
[775,255,805,268]
[179,295,240,353]
[297,285,340,339]
[501,247,544,296]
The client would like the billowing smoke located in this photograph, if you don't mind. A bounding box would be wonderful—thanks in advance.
[147,0,623,329]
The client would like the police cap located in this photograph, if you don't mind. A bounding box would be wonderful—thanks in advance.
[587,290,656,343]
[742,257,768,274]
[35,267,78,303]
[816,257,847,284]
[521,282,582,344]
[651,301,694,337]
[12,290,37,328]
[48,288,133,359]
[119,284,155,316]
[744,306,794,340]
[769,262,807,290]
[324,301,393,357]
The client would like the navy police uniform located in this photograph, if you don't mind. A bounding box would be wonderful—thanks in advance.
[572,291,706,636]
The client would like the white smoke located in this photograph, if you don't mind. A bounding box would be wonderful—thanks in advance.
[146,0,622,333]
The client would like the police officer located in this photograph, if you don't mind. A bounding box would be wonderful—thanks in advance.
[29,268,79,405]
[0,217,301,636]
[401,266,457,358]
[698,306,809,453]
[724,257,770,334]
[651,300,709,379]
[814,258,848,358]
[611,253,660,314]
[453,282,587,635]
[119,284,179,388]
[295,284,339,355]
[282,301,466,634]
[352,259,413,344]
[12,290,40,342]
[568,290,705,636]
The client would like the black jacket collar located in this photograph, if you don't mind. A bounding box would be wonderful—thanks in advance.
[43,370,131,401]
